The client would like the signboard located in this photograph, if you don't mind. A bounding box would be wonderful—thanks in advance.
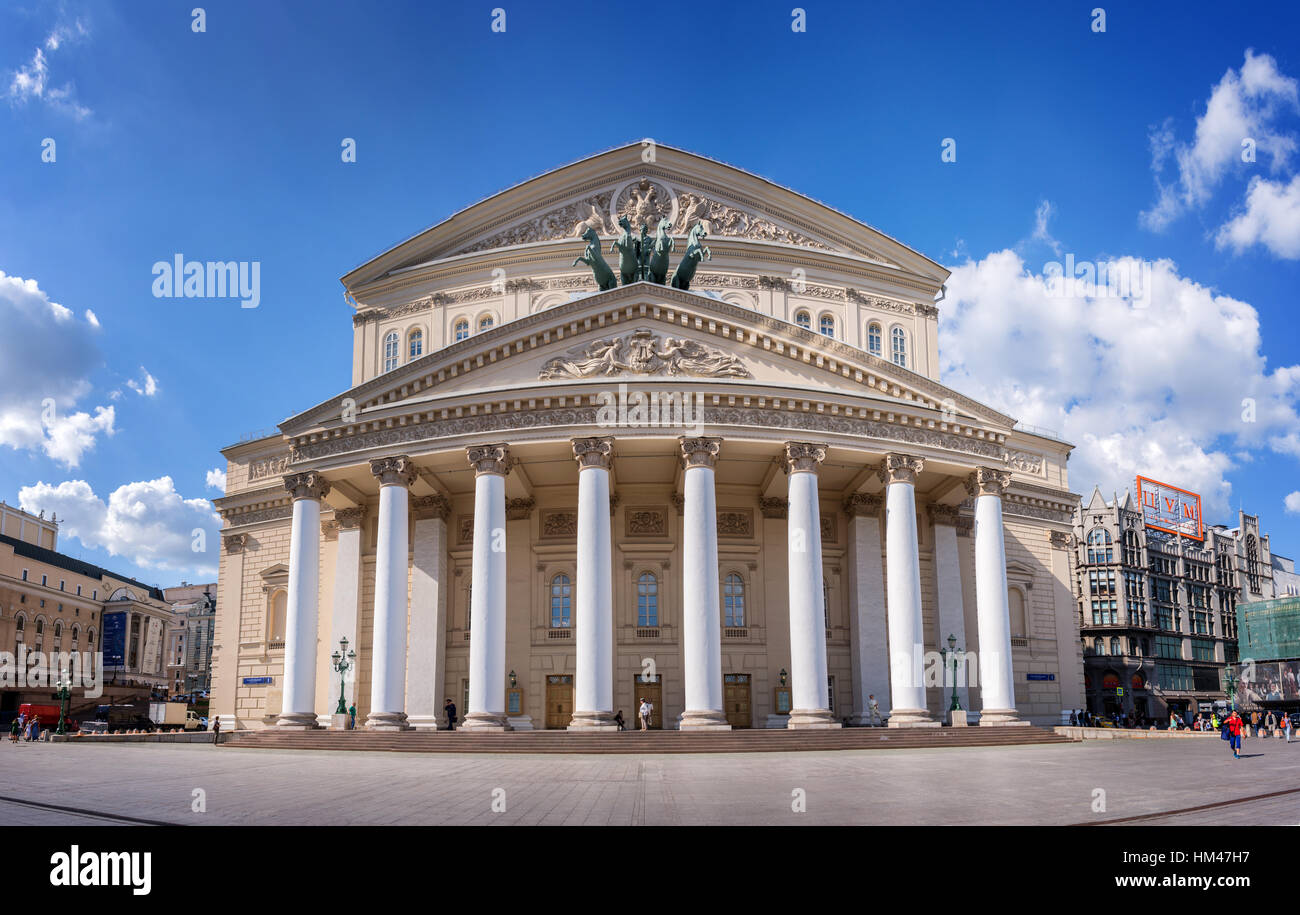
[1026,673,1055,681]
[1136,475,1204,541]
[101,612,127,668]
[242,676,273,685]
[142,617,163,674]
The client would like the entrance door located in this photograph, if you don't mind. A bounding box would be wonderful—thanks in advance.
[632,675,663,729]
[724,673,752,729]
[545,675,573,729]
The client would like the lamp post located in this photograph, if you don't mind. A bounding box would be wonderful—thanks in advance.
[330,637,356,716]
[55,668,72,736]
[939,634,962,712]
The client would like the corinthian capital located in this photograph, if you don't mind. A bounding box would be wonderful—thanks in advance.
[965,466,1012,498]
[572,436,614,470]
[876,453,924,486]
[783,442,827,475]
[284,471,331,501]
[335,506,367,529]
[467,443,513,476]
[928,504,961,526]
[370,455,418,488]
[679,436,722,469]
[411,496,449,521]
[843,493,883,517]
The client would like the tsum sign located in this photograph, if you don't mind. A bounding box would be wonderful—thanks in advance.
[1135,475,1204,541]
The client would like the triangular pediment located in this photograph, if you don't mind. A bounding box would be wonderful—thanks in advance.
[342,144,948,293]
[284,283,1010,436]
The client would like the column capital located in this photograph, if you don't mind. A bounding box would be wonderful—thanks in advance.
[321,520,339,541]
[670,492,685,515]
[782,442,827,474]
[843,493,882,517]
[877,453,924,486]
[283,471,331,501]
[223,533,248,554]
[759,497,789,519]
[466,443,513,476]
[928,504,962,527]
[411,495,450,521]
[965,466,1012,498]
[572,436,614,470]
[679,436,722,469]
[335,506,367,529]
[506,497,536,520]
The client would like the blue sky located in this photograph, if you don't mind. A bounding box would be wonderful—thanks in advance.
[1,0,1298,584]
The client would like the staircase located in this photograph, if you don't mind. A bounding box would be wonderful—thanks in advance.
[223,725,1074,754]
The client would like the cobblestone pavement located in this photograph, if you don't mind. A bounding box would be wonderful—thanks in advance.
[1,736,1296,825]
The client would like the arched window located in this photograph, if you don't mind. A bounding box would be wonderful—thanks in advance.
[478,314,495,332]
[53,620,62,648]
[866,322,882,356]
[14,613,24,646]
[453,319,470,342]
[408,329,423,360]
[1246,534,1261,593]
[270,590,287,641]
[86,628,95,647]
[819,314,835,338]
[723,573,745,627]
[1110,637,1122,656]
[1087,528,1114,563]
[550,574,572,628]
[890,326,907,367]
[1094,636,1105,655]
[637,572,659,627]
[794,310,811,330]
[71,624,80,648]
[382,331,400,372]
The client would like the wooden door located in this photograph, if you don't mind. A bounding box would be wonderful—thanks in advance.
[632,676,663,729]
[545,675,573,729]
[724,673,752,729]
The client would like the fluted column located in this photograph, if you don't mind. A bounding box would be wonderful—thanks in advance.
[966,467,1027,726]
[570,437,616,729]
[462,444,513,731]
[366,456,417,730]
[880,454,939,727]
[278,471,330,728]
[678,436,730,730]
[930,504,971,717]
[784,443,840,729]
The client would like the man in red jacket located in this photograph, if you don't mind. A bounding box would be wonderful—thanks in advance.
[1226,710,1243,759]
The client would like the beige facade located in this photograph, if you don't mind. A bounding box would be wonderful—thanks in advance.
[211,144,1084,731]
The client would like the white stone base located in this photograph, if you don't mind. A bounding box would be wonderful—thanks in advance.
[330,713,352,730]
[847,714,885,727]
[886,708,941,728]
[216,714,239,733]
[568,710,619,730]
[506,715,534,731]
[365,711,410,731]
[978,708,1031,726]
[275,712,321,730]
[765,714,791,729]
[949,710,968,727]
[678,710,732,731]
[787,708,842,729]
[460,712,510,731]
[406,714,442,731]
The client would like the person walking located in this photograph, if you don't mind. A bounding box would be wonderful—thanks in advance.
[1251,710,1260,738]
[1282,712,1293,743]
[868,695,883,726]
[8,717,19,744]
[638,697,651,731]
[1226,710,1243,759]
[212,716,221,746]
[348,703,357,730]
[1266,711,1277,739]
[444,699,457,731]
[613,710,626,731]
[27,716,40,742]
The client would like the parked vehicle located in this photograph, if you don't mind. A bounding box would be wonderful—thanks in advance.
[16,702,76,733]
[148,702,205,731]
[80,703,156,734]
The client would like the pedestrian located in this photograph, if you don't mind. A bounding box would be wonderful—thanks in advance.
[1282,712,1293,743]
[212,716,221,746]
[1226,709,1243,759]
[613,710,626,731]
[1069,710,1078,727]
[1266,711,1277,739]
[444,698,457,731]
[868,694,882,726]
[28,716,40,742]
[8,717,18,744]
[348,703,357,730]
[638,697,651,731]
[1251,710,1260,738]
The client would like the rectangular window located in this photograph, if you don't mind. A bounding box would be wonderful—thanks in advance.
[21,569,28,581]
[1191,639,1215,662]
[1156,635,1183,660]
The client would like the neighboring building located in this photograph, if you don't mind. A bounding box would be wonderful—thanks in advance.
[1271,554,1300,598]
[1073,486,1280,722]
[1235,595,1300,711]
[164,582,217,695]
[0,502,174,711]
[212,143,1084,733]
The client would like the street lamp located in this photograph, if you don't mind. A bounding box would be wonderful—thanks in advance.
[55,668,72,736]
[939,634,963,712]
[779,668,788,687]
[330,637,356,715]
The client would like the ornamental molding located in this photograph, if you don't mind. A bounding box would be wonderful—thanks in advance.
[820,514,838,544]
[370,455,418,488]
[877,453,924,486]
[541,510,577,539]
[717,508,754,539]
[928,504,962,527]
[572,436,614,470]
[842,493,882,517]
[411,496,449,522]
[679,435,722,469]
[1003,448,1045,476]
[247,454,290,481]
[506,497,536,520]
[223,504,293,528]
[283,472,331,502]
[669,493,685,516]
[625,507,667,537]
[321,520,339,541]
[759,497,789,519]
[223,533,248,553]
[540,328,749,380]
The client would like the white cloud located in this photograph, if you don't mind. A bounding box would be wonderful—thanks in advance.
[5,18,91,119]
[19,477,221,577]
[126,367,159,397]
[84,308,99,328]
[1031,200,1062,256]
[941,248,1300,518]
[1216,173,1300,258]
[0,271,112,467]
[205,468,227,492]
[1286,491,1300,515]
[1141,50,1299,231]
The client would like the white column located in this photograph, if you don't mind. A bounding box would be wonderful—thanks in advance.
[462,444,512,731]
[406,495,449,730]
[679,437,730,730]
[278,472,330,729]
[930,506,972,718]
[966,467,1027,726]
[366,456,416,730]
[570,437,616,729]
[844,494,889,725]
[783,443,839,729]
[880,454,939,727]
[322,508,364,727]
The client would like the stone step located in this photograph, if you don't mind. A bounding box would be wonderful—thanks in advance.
[223,725,1074,754]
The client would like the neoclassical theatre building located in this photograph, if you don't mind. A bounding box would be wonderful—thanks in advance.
[211,144,1083,733]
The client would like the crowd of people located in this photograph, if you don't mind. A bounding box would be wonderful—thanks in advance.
[7,713,44,743]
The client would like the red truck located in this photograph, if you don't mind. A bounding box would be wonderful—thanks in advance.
[17,703,75,733]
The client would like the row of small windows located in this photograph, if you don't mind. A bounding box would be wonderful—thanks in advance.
[790,313,909,368]
[382,316,496,372]
[13,614,96,647]
[548,572,748,629]
[18,569,98,600]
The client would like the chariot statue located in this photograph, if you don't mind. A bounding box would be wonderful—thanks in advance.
[573,224,618,291]
[670,222,711,290]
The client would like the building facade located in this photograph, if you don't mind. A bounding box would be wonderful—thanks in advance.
[164,582,217,694]
[1073,486,1279,722]
[211,144,1084,733]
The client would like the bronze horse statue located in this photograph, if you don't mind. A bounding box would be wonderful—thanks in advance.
[611,216,640,286]
[670,222,711,290]
[574,224,618,291]
[647,217,675,285]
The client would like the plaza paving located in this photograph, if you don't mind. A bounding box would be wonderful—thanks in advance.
[1,735,1298,825]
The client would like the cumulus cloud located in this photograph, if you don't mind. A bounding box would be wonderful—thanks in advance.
[5,18,91,119]
[941,248,1300,518]
[1286,491,1300,515]
[205,468,227,492]
[126,367,159,397]
[1216,173,1300,258]
[19,477,221,577]
[0,271,112,467]
[1141,50,1299,232]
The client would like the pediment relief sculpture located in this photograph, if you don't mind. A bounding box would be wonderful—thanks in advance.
[539,328,750,380]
